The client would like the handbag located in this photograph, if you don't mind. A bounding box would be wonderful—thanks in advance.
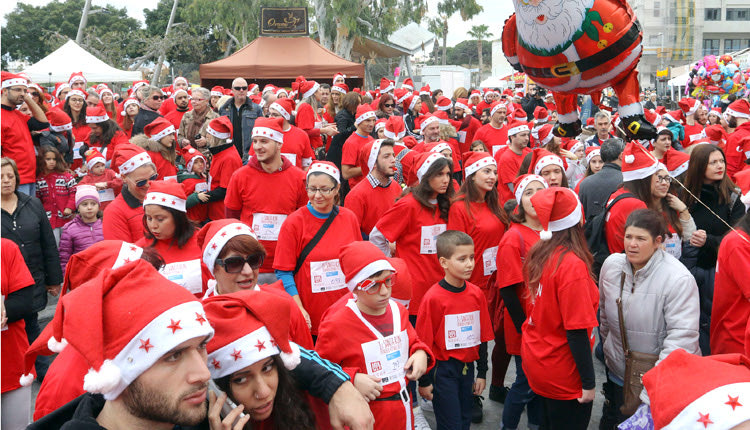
[293,206,339,275]
[617,273,659,416]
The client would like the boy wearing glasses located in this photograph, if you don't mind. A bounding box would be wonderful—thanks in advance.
[316,241,433,430]
[416,230,493,430]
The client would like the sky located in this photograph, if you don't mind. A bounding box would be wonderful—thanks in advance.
[2,0,515,47]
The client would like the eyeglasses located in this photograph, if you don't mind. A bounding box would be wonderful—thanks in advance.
[151,95,166,101]
[233,86,248,91]
[193,98,207,102]
[306,186,336,195]
[357,274,395,294]
[69,98,84,103]
[30,92,40,97]
[134,173,158,188]
[655,175,672,184]
[384,103,395,108]
[215,253,265,273]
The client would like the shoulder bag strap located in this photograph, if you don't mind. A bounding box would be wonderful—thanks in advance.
[616,272,630,355]
[293,206,340,275]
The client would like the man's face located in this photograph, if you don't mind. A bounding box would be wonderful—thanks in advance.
[491,108,506,125]
[319,88,330,105]
[252,136,280,163]
[695,106,708,125]
[595,118,611,136]
[359,117,376,135]
[175,93,190,109]
[87,95,99,108]
[232,79,248,101]
[144,91,165,110]
[480,110,489,124]
[423,122,440,141]
[2,86,26,105]
[174,80,188,91]
[120,336,211,427]
[511,131,530,148]
[70,81,86,90]
[376,145,396,177]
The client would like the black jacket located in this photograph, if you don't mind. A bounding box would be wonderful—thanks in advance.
[1,192,62,312]
[688,184,746,269]
[578,163,624,221]
[131,109,162,136]
[328,108,356,168]
[521,95,546,120]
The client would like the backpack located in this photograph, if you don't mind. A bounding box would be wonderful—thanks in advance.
[585,192,634,282]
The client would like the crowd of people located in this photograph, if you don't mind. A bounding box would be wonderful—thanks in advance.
[2,68,750,430]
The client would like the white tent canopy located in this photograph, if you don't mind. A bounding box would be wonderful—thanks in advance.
[480,76,509,89]
[21,40,141,83]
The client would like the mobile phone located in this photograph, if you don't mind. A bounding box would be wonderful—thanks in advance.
[208,380,246,419]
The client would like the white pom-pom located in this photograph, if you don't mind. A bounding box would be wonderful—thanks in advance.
[47,336,68,353]
[279,342,301,370]
[83,360,122,394]
[19,373,35,387]
[540,230,553,240]
[624,154,635,164]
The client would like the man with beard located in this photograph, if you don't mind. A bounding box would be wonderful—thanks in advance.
[164,88,191,131]
[345,138,402,238]
[159,76,191,116]
[678,98,707,148]
[725,99,750,181]
[496,120,532,203]
[224,117,308,284]
[474,102,509,157]
[454,98,482,153]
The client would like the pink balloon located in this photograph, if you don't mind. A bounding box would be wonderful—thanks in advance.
[393,67,401,77]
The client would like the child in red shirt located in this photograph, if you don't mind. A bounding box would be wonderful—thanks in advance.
[416,231,494,430]
[178,146,209,223]
[78,148,122,210]
[36,146,76,240]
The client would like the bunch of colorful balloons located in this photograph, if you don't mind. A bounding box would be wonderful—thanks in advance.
[686,54,748,101]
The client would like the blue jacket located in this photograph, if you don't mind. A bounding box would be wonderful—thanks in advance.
[218,97,263,159]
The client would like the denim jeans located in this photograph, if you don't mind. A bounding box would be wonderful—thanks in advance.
[16,183,36,197]
[502,355,542,430]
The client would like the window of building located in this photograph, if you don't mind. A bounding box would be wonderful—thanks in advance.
[705,8,720,21]
[703,39,720,56]
[654,1,661,17]
[726,8,750,21]
[725,39,750,52]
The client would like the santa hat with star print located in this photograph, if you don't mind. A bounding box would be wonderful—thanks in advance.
[534,106,550,123]
[379,77,394,94]
[251,117,285,143]
[183,146,205,173]
[527,148,564,176]
[374,118,387,135]
[120,97,139,116]
[144,117,176,142]
[67,71,87,87]
[363,139,389,173]
[514,174,548,204]
[143,180,187,213]
[20,260,214,398]
[536,124,555,147]
[427,141,452,155]
[678,97,702,117]
[643,349,750,430]
[206,116,233,142]
[1,71,27,89]
[299,80,320,99]
[489,101,506,118]
[333,72,346,83]
[339,241,396,292]
[435,96,453,111]
[196,220,258,276]
[463,151,496,179]
[585,147,601,165]
[414,151,445,183]
[401,78,414,91]
[203,289,301,377]
[725,99,750,120]
[384,116,406,140]
[507,120,531,138]
[269,97,296,122]
[85,104,109,124]
[454,98,470,112]
[307,161,340,184]
[46,108,72,132]
[402,94,420,112]
[663,148,690,178]
[530,187,583,240]
[355,104,377,126]
[113,144,153,176]
[621,141,663,182]
[331,83,348,95]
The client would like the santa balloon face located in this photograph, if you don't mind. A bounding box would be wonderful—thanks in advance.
[514,0,592,52]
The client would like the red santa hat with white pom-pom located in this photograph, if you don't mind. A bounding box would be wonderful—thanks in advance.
[306,160,340,184]
[514,174,548,204]
[621,141,664,182]
[339,241,396,292]
[463,151,496,179]
[113,144,153,176]
[183,146,206,173]
[530,187,583,240]
[143,180,187,213]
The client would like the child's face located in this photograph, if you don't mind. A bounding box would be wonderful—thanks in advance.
[353,270,394,315]
[90,162,105,176]
[440,244,475,282]
[191,158,205,174]
[44,152,57,172]
[78,199,99,220]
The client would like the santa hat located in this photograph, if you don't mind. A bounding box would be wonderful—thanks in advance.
[530,187,583,240]
[275,87,288,98]
[726,99,750,120]
[420,114,440,131]
[513,108,528,120]
[67,71,86,86]
[415,152,444,183]
[20,260,214,399]
[306,161,340,184]
[183,146,206,173]
[435,96,453,111]
[393,88,410,104]
[197,220,257,275]
[514,174,548,204]
[379,77,394,94]
[86,104,109,124]
[508,120,530,137]
[248,83,259,94]
[262,84,277,95]
[172,88,189,99]
[339,241,396,292]
[427,141,452,155]
[46,109,72,132]
[469,89,481,100]
[120,97,139,116]
[210,86,224,97]
[585,147,601,165]
[419,85,431,96]
[331,83,348,95]
[384,116,406,140]
[269,98,296,121]
[130,79,149,95]
[585,117,595,128]
[537,124,555,147]
[644,109,663,128]
[206,116,233,141]
[374,118,387,134]
[490,101,507,118]
[622,141,663,182]
[75,184,100,207]
[528,148,564,176]
[705,124,727,144]
[663,110,684,124]
[463,151,496,178]
[678,98,701,116]
[204,290,301,377]
[401,78,414,91]
[433,110,450,125]
[144,180,187,213]
[402,94,419,112]
[534,106,549,122]
[333,72,346,83]
[483,89,494,101]
[97,86,113,98]
[251,117,284,143]
[643,349,750,430]
[113,144,153,176]
[84,148,106,170]
[454,98,470,112]
[300,80,320,99]
[565,139,584,154]
[707,107,722,118]
[54,82,69,99]
[144,117,176,142]
[65,89,87,100]
[663,148,690,178]
[364,139,388,172]
[27,82,42,94]
[173,76,188,86]
[355,104,376,126]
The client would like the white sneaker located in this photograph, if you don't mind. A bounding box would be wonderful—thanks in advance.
[413,406,432,430]
[419,397,434,412]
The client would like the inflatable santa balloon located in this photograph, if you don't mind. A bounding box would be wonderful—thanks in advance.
[502,0,656,140]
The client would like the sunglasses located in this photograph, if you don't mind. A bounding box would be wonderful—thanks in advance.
[357,274,395,294]
[30,92,40,97]
[384,104,395,108]
[215,253,265,273]
[233,86,248,91]
[151,95,166,101]
[134,173,158,188]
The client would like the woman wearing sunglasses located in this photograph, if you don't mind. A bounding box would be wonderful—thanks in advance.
[274,161,361,338]
[376,93,397,119]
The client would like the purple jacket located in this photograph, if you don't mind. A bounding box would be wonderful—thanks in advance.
[58,215,104,275]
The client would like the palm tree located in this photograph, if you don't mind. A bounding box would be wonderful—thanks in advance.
[468,24,492,85]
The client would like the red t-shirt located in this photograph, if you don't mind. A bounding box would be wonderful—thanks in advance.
[474,124,509,156]
[69,123,92,171]
[682,122,705,147]
[1,239,35,393]
[148,151,178,180]
[710,230,750,354]
[496,147,531,203]
[224,158,308,272]
[102,192,145,243]
[604,189,647,253]
[496,223,540,356]
[521,249,599,400]
[726,122,750,181]
[135,235,205,298]
[296,103,323,149]
[1,107,39,184]
[342,133,374,188]
[180,175,209,222]
[457,116,483,154]
[375,194,446,315]
[416,281,494,363]
[207,146,242,221]
[164,109,187,130]
[273,206,361,335]
[448,200,506,291]
[345,178,402,236]
[248,125,314,169]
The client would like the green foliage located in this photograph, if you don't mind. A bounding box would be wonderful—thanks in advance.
[427,39,492,67]
[468,24,491,41]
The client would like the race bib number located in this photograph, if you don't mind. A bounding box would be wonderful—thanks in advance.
[664,233,682,260]
[482,246,498,276]
[361,330,409,384]
[252,213,287,241]
[98,188,115,202]
[689,131,706,142]
[457,130,467,144]
[160,259,203,294]
[194,182,209,193]
[281,153,297,166]
[310,259,347,293]
[420,224,447,254]
[314,121,323,129]
[73,142,84,159]
[444,311,481,350]
[492,145,507,157]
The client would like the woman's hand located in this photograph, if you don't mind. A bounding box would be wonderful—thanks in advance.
[560,149,578,160]
[198,192,210,202]
[94,182,107,190]
[322,125,339,137]
[665,193,688,213]
[298,304,311,329]
[690,229,707,247]
[405,350,428,381]
[353,373,383,402]
[578,388,596,403]
[208,390,251,430]
[46,285,61,297]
